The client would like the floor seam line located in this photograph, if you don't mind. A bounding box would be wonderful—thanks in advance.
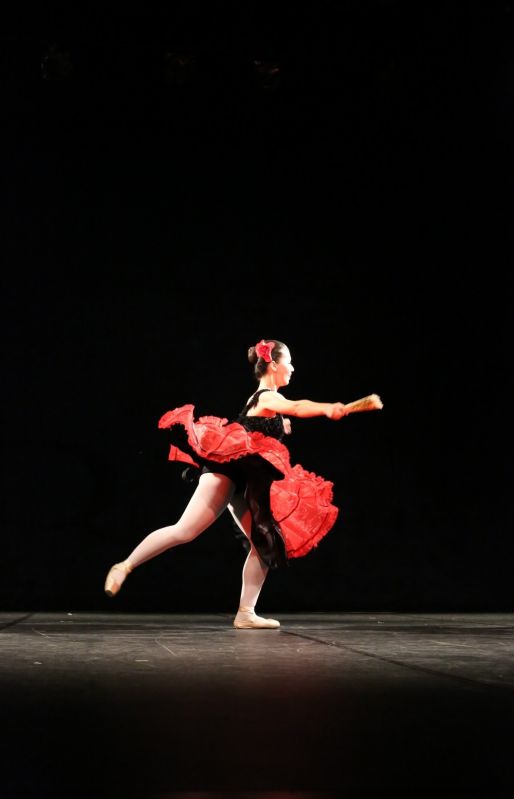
[281,629,514,696]
[0,612,36,632]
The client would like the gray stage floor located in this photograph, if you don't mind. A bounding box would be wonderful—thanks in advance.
[2,612,514,798]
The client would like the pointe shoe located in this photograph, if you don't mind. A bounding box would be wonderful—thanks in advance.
[104,560,133,597]
[233,606,280,629]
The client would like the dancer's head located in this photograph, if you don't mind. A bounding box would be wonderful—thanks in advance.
[247,339,294,387]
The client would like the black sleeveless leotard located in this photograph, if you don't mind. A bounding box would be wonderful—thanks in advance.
[197,389,285,489]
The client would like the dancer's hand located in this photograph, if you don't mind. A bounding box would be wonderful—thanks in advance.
[328,402,347,420]
[283,418,292,434]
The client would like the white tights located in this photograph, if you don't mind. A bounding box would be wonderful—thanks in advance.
[125,472,269,610]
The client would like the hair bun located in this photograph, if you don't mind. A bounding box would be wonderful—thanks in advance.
[247,346,258,365]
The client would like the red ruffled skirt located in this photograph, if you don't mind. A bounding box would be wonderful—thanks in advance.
[158,405,339,562]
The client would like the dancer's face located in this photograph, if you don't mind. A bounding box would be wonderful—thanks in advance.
[274,347,294,388]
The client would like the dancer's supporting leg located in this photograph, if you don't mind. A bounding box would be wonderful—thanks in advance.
[104,472,235,596]
[228,492,280,629]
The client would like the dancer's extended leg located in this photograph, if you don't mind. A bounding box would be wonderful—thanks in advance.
[228,493,280,629]
[104,472,234,596]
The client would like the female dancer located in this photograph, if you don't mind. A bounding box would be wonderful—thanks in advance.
[104,339,383,628]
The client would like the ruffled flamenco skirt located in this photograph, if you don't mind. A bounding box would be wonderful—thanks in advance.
[158,405,339,570]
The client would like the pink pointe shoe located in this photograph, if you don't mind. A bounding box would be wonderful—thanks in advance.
[104,560,133,597]
[233,606,280,629]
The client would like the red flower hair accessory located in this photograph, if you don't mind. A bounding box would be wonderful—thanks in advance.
[255,339,275,362]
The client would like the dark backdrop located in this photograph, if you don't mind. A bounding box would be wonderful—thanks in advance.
[2,1,513,613]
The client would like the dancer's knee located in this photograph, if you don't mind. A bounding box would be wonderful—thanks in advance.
[159,473,235,548]
[166,522,200,545]
[152,522,195,547]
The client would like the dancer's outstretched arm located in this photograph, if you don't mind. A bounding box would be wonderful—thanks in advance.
[256,392,383,420]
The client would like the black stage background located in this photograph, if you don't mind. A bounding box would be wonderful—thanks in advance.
[2,1,513,614]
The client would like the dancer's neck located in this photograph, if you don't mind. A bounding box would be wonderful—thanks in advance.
[258,378,278,392]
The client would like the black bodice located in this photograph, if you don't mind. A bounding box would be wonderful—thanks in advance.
[235,389,285,441]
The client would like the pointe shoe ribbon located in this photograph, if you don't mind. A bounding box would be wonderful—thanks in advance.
[233,607,280,629]
[104,560,133,597]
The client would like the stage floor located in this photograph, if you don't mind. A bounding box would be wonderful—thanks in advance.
[2,612,514,798]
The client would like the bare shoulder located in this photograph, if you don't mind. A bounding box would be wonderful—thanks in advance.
[258,390,288,405]
[244,389,289,417]
[257,391,296,413]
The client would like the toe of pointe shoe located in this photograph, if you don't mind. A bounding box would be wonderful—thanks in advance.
[104,569,120,597]
[104,561,132,597]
